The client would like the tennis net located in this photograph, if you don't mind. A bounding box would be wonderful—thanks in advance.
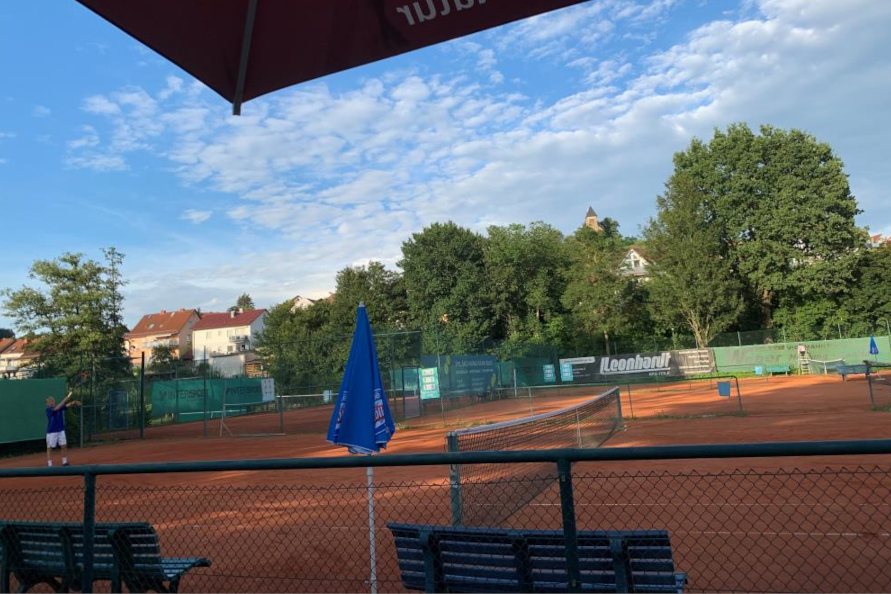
[806,358,846,375]
[447,386,623,526]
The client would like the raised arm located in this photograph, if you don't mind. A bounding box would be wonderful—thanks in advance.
[54,392,73,411]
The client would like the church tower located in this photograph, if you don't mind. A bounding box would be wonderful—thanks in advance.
[585,206,603,232]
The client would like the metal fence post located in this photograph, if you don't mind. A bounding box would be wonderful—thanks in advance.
[558,458,582,593]
[447,433,462,526]
[82,472,96,593]
[277,344,285,434]
[139,352,145,439]
[203,347,208,438]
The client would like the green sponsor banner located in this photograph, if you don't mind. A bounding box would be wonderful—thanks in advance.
[419,368,440,400]
[0,378,67,444]
[150,377,268,423]
[713,336,891,371]
[421,354,499,396]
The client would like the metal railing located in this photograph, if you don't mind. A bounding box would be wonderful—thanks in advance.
[3,439,891,592]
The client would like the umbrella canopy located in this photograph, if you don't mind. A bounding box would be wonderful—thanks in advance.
[327,303,395,455]
[74,0,591,114]
[870,336,880,356]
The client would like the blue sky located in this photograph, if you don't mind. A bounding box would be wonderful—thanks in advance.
[1,0,889,329]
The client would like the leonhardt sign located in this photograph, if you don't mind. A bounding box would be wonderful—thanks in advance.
[559,349,714,383]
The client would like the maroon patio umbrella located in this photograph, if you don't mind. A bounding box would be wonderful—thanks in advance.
[75,0,591,115]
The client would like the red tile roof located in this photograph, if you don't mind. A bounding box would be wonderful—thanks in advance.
[1,338,31,357]
[191,309,266,331]
[127,309,199,338]
[0,338,15,355]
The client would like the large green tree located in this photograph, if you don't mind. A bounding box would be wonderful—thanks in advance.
[399,222,495,353]
[0,328,13,340]
[327,262,408,334]
[672,124,862,327]
[484,222,568,344]
[838,246,891,339]
[229,293,255,312]
[645,174,746,349]
[2,249,129,378]
[562,225,644,355]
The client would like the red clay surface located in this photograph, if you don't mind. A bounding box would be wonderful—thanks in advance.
[2,374,891,592]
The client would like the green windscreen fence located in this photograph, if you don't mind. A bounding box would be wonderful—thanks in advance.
[0,378,67,444]
[150,378,272,424]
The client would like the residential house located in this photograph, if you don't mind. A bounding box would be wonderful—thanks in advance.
[125,309,202,365]
[191,309,267,377]
[0,338,14,375]
[869,234,891,249]
[620,246,652,279]
[0,338,37,379]
[290,293,336,312]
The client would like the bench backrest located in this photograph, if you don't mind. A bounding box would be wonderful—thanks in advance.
[70,523,161,576]
[389,523,680,593]
[0,523,69,573]
[0,522,160,579]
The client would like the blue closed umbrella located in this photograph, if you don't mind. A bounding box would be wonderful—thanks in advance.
[327,303,395,593]
[870,336,880,358]
[327,303,395,453]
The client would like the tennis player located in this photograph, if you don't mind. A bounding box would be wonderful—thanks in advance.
[45,392,80,467]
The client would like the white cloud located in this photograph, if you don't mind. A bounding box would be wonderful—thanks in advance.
[67,125,100,150]
[31,105,52,118]
[0,158,8,165]
[181,209,212,224]
[66,0,891,317]
[0,132,15,141]
[83,95,121,115]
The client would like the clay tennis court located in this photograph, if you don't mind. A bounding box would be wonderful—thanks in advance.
[2,374,890,592]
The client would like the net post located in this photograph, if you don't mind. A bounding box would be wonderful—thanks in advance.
[575,409,582,447]
[867,364,876,408]
[614,387,624,430]
[557,458,582,593]
[447,432,462,526]
[735,377,743,412]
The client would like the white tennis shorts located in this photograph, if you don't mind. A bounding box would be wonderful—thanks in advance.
[46,431,67,448]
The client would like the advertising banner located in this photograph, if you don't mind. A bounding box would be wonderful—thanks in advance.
[558,349,714,383]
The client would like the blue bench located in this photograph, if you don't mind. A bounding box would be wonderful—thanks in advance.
[836,365,869,381]
[0,521,210,593]
[388,523,686,593]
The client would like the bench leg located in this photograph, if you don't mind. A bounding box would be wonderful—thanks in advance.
[1,566,9,593]
[168,579,180,593]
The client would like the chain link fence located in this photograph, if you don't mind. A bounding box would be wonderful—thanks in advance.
[2,442,891,593]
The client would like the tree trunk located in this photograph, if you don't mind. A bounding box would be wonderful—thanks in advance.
[761,289,773,328]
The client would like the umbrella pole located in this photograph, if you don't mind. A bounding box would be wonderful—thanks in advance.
[367,465,378,594]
